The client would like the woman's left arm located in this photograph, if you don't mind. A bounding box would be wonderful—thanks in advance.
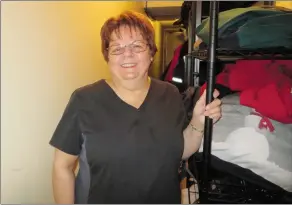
[182,90,222,160]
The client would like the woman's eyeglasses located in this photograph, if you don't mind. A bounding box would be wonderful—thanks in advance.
[108,41,148,55]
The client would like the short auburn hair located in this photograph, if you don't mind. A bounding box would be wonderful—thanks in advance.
[100,11,157,62]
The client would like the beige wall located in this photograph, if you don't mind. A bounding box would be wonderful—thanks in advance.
[145,1,183,8]
[151,21,162,78]
[1,1,158,203]
[276,1,292,9]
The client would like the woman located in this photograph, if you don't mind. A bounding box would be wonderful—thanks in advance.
[50,11,222,204]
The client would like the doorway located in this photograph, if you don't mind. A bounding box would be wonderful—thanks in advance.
[160,23,186,76]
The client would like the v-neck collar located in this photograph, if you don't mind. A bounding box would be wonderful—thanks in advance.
[102,78,154,111]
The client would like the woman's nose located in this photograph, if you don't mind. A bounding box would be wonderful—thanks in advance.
[123,46,134,57]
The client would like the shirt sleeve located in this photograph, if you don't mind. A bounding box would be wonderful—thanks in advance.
[49,90,82,156]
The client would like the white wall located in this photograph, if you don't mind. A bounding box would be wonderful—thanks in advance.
[1,1,148,203]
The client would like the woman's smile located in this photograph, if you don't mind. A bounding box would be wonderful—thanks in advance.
[121,63,137,68]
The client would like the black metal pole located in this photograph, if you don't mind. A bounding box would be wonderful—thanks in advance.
[190,2,197,87]
[185,2,196,86]
[193,1,202,87]
[201,1,219,203]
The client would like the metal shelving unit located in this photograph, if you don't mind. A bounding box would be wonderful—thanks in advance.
[184,1,292,204]
[188,48,292,62]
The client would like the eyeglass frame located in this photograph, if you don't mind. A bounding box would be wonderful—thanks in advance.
[107,40,149,55]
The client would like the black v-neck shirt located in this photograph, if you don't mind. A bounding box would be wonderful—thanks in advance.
[49,78,186,204]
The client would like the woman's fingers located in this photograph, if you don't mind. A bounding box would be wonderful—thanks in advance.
[205,98,221,110]
[203,111,221,123]
[213,89,220,98]
[200,91,222,122]
[209,113,222,120]
[197,89,220,108]
[204,107,221,116]
[204,97,222,121]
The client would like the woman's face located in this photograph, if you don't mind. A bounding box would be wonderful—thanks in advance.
[107,26,152,81]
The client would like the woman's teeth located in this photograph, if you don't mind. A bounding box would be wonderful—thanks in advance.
[122,63,136,68]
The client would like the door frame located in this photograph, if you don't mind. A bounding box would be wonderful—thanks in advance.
[161,24,184,74]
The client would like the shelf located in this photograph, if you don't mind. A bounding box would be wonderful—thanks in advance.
[187,48,292,61]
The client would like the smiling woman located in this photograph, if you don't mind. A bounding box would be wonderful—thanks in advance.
[106,27,153,85]
[100,11,157,90]
[49,10,222,204]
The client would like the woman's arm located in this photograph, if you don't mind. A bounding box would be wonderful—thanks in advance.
[52,149,78,204]
[182,90,222,160]
[182,119,204,160]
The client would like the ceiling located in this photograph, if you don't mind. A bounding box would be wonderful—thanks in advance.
[144,1,183,21]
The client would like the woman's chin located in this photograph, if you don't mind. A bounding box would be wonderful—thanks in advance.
[115,69,147,81]
[121,72,140,80]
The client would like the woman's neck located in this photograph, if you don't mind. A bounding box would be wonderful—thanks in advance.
[110,76,150,94]
[106,76,151,109]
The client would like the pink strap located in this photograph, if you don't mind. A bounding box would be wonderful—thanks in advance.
[250,111,275,132]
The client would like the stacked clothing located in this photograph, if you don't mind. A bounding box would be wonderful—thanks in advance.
[195,7,292,49]
[198,94,292,192]
[200,60,292,124]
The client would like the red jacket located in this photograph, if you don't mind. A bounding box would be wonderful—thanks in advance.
[164,45,182,81]
[201,60,292,124]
